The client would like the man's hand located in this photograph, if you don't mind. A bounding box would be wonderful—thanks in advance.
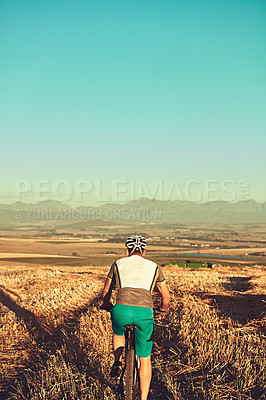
[99,302,113,312]
[154,305,167,313]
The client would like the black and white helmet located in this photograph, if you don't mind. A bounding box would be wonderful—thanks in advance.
[125,235,147,255]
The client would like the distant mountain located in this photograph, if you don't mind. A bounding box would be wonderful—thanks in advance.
[101,199,266,224]
[0,198,266,227]
[0,200,71,211]
[0,200,72,228]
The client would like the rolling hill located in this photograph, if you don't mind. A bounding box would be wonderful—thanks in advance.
[0,198,266,227]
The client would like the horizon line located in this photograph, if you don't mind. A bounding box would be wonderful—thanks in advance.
[0,197,265,207]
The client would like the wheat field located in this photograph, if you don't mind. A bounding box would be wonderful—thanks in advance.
[0,261,265,400]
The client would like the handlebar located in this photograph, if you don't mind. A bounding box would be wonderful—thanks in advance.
[100,303,166,313]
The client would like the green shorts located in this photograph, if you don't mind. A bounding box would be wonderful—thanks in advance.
[111,304,154,358]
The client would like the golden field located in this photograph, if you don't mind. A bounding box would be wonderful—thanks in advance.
[0,233,265,400]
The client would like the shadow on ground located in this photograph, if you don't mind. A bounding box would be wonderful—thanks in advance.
[222,276,252,292]
[197,292,266,326]
[194,276,265,326]
[0,286,117,399]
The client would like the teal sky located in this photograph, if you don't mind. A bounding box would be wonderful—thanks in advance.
[1,0,266,205]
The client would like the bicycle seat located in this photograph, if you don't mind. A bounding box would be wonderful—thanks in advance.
[124,324,139,329]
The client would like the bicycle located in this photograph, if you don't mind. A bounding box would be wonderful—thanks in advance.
[100,303,140,399]
[100,303,165,400]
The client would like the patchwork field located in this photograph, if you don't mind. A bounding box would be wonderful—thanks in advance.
[0,255,265,399]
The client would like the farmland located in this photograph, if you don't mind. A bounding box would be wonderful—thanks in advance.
[0,226,265,399]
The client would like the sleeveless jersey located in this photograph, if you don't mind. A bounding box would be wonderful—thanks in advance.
[107,254,165,308]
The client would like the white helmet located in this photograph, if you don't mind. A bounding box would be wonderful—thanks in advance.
[125,235,147,255]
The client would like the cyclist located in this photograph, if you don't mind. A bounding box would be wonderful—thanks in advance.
[102,234,170,400]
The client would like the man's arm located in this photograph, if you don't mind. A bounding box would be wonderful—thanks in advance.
[156,280,170,311]
[101,276,115,308]
[101,262,116,307]
[102,278,112,302]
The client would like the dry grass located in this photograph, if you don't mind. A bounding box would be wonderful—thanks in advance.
[0,263,265,399]
[154,265,266,400]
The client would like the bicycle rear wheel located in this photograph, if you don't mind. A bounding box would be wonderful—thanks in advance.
[123,348,135,400]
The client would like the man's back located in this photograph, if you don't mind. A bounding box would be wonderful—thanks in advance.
[108,254,165,308]
[115,254,158,290]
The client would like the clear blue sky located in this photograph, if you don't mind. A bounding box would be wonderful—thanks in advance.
[1,0,265,205]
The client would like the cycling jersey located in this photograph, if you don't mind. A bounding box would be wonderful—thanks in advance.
[107,254,165,308]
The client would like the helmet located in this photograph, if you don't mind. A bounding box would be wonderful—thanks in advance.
[125,235,147,255]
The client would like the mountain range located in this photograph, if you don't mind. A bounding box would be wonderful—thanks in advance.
[1,198,266,227]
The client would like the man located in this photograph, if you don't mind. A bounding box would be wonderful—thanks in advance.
[102,234,170,400]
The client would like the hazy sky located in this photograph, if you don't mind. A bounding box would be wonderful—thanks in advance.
[1,0,265,205]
